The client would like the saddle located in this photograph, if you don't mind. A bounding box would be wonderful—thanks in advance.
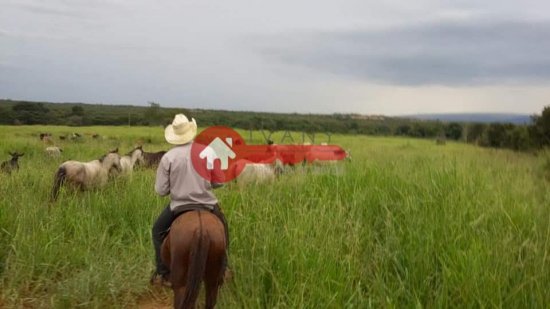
[162,204,228,243]
[173,204,215,217]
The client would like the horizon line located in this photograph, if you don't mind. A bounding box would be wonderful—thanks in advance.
[0,97,537,117]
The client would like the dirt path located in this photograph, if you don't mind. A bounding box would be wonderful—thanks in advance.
[138,299,171,309]
[136,288,171,309]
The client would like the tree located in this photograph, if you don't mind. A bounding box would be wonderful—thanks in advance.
[395,124,411,136]
[466,123,486,144]
[0,106,15,124]
[374,124,391,135]
[12,102,51,124]
[507,126,531,151]
[529,105,550,148]
[144,101,162,125]
[67,115,84,126]
[409,123,430,137]
[482,123,515,148]
[444,122,463,140]
[12,101,49,113]
[71,105,84,116]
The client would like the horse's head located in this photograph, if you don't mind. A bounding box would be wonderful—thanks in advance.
[124,146,145,166]
[133,145,143,155]
[100,151,122,173]
[133,146,145,165]
[9,152,24,161]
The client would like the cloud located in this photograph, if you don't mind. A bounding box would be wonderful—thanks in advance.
[259,19,550,86]
[4,0,123,20]
[6,1,85,18]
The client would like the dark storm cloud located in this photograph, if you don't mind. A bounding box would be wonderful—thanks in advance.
[261,20,550,86]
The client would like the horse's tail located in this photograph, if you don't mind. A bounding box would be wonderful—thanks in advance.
[179,212,210,309]
[51,166,66,201]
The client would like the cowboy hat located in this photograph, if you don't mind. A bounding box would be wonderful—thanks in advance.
[164,114,197,145]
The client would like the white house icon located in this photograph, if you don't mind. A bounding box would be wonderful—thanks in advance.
[199,137,236,170]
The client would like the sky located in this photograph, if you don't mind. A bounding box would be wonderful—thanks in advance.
[1,0,550,116]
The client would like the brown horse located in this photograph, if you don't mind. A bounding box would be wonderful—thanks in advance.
[161,210,227,309]
[142,150,167,168]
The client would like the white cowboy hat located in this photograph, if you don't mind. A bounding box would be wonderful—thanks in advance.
[164,114,197,145]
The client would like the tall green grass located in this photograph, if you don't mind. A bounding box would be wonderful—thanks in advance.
[0,125,549,308]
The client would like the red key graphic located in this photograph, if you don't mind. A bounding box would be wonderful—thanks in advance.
[191,126,347,183]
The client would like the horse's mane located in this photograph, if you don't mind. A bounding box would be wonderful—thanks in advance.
[124,145,143,156]
[99,148,119,162]
[143,150,166,156]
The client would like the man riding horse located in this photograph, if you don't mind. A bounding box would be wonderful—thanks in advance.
[151,114,229,286]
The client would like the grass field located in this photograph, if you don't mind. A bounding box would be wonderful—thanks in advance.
[0,125,549,308]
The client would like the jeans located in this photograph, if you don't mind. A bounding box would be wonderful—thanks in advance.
[152,204,229,275]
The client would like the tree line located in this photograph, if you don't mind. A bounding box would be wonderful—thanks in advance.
[0,99,548,151]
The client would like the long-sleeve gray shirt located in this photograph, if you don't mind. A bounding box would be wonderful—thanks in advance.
[155,143,219,211]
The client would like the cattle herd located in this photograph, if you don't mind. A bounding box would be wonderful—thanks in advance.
[2,131,350,200]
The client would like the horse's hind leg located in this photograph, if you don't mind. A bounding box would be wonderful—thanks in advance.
[171,253,189,309]
[173,286,188,309]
